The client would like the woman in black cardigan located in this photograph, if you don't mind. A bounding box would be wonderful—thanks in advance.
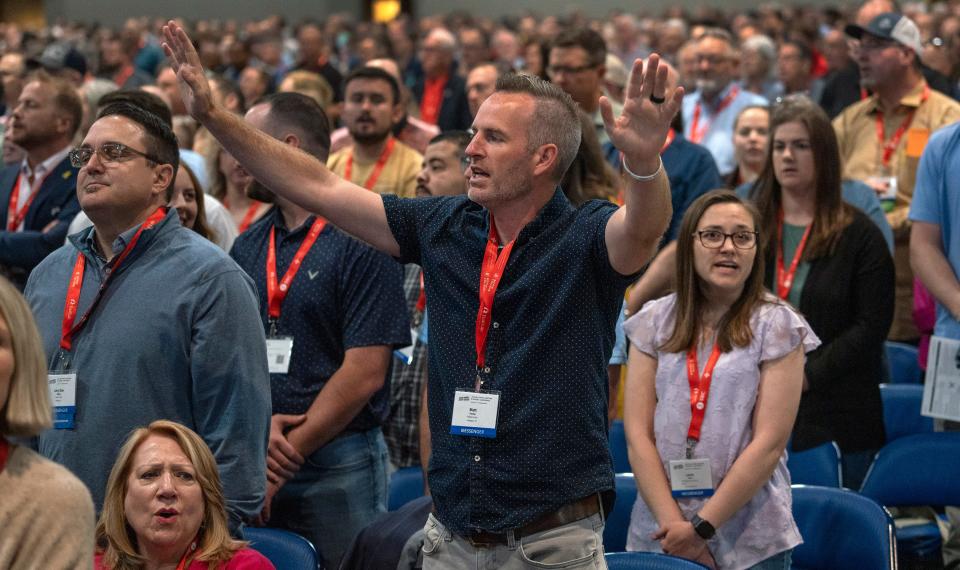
[747,95,894,489]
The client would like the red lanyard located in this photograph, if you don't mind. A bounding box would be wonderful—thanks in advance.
[690,86,739,144]
[174,538,199,570]
[113,65,135,88]
[474,216,515,381]
[7,171,49,231]
[0,438,9,473]
[775,211,813,300]
[686,342,723,456]
[345,137,396,191]
[415,270,426,314]
[267,217,327,320]
[237,201,263,233]
[60,208,166,351]
[875,85,930,168]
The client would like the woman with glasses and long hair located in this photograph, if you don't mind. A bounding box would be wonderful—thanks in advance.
[747,95,894,489]
[623,190,819,569]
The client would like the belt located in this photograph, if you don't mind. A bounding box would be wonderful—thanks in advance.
[463,495,601,547]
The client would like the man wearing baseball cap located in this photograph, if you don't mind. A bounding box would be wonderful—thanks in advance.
[27,43,87,86]
[834,12,960,344]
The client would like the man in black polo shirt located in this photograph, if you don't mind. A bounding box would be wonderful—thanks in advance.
[167,22,677,568]
[228,92,409,568]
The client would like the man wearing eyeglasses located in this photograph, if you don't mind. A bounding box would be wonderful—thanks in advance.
[23,101,271,531]
[834,12,960,344]
[681,29,768,177]
[0,71,83,290]
[548,28,621,148]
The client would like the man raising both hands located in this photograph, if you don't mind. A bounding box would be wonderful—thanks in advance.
[165,21,681,569]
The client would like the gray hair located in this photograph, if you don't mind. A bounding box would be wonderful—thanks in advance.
[496,73,582,182]
[742,34,777,64]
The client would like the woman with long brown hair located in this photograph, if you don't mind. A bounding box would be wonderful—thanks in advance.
[747,95,894,490]
[624,190,818,569]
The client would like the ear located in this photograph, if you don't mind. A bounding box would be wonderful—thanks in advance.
[391,101,405,125]
[282,133,301,149]
[597,64,607,81]
[531,143,559,178]
[152,163,175,198]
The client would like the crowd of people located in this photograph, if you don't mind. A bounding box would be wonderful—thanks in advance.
[2,0,960,568]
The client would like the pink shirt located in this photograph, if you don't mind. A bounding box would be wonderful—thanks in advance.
[95,546,275,569]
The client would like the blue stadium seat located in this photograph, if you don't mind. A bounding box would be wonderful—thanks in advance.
[880,384,934,443]
[609,419,631,473]
[860,433,960,565]
[605,551,709,569]
[604,473,637,553]
[885,341,923,383]
[244,526,320,570]
[791,485,896,569]
[787,441,842,487]
[388,466,425,511]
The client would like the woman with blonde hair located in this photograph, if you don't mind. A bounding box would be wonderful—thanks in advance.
[95,420,274,569]
[0,276,96,568]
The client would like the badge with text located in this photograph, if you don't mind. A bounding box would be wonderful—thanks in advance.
[48,371,77,430]
[394,328,419,365]
[450,390,500,438]
[266,337,294,374]
[669,458,714,498]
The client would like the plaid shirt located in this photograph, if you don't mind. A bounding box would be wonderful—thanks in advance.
[383,263,428,468]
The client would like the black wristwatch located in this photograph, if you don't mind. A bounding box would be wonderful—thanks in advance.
[690,514,716,540]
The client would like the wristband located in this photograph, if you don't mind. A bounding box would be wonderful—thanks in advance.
[622,154,663,182]
[690,514,716,540]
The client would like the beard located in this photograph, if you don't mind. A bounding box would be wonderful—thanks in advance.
[351,126,392,145]
[246,179,276,203]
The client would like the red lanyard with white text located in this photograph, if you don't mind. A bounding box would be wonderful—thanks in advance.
[7,171,49,231]
[876,85,930,168]
[474,216,515,391]
[266,217,327,331]
[690,86,739,144]
[60,208,166,351]
[267,218,327,328]
[775,210,812,300]
[345,137,396,191]
[685,342,723,459]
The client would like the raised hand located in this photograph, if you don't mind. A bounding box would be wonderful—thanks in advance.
[161,20,215,120]
[600,54,683,171]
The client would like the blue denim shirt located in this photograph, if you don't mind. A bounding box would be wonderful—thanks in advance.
[382,189,636,534]
[24,210,271,526]
[230,208,410,430]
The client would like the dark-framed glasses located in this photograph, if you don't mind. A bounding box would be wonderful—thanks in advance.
[69,142,164,168]
[694,229,759,249]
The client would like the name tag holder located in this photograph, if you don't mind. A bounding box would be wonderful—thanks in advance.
[48,350,77,430]
[450,389,501,439]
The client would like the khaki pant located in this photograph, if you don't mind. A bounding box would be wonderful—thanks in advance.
[890,238,919,342]
[421,512,607,570]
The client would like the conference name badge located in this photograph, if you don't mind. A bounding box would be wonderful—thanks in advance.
[266,336,294,374]
[668,458,714,498]
[450,390,500,438]
[47,371,77,430]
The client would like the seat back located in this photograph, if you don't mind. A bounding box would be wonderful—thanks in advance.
[881,384,934,443]
[787,441,842,487]
[609,420,631,473]
[605,551,710,569]
[860,433,960,506]
[388,466,425,511]
[244,527,320,570]
[791,485,896,570]
[603,473,636,553]
[886,341,923,383]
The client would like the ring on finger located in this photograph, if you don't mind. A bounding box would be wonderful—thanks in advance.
[650,94,666,104]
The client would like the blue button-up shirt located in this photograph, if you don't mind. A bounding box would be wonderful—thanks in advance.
[230,208,410,430]
[383,189,636,534]
[25,210,271,526]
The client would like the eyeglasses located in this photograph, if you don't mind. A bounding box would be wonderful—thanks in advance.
[546,63,597,76]
[69,142,164,169]
[694,229,759,249]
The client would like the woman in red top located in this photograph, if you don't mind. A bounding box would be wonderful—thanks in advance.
[95,420,275,570]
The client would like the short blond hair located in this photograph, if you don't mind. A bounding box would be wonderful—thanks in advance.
[0,276,52,437]
[96,420,245,569]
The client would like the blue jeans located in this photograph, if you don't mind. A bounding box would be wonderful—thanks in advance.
[269,427,389,569]
[747,549,792,570]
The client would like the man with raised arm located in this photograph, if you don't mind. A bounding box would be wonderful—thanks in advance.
[165,21,679,568]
